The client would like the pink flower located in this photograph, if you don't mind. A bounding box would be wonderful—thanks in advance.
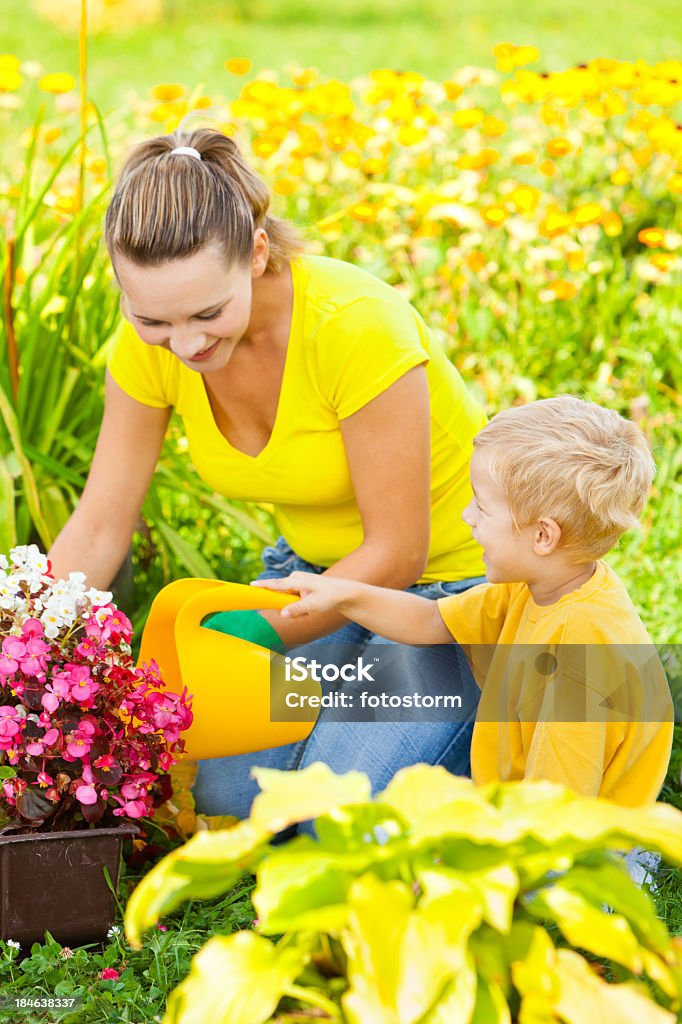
[19,636,51,675]
[86,606,132,645]
[0,566,191,830]
[25,727,59,756]
[113,798,147,818]
[21,619,44,638]
[41,692,60,713]
[75,637,99,659]
[42,673,71,711]
[99,968,119,981]
[65,720,97,758]
[75,783,98,805]
[0,707,22,741]
[0,653,18,677]
[66,736,92,758]
[70,675,99,703]
[2,637,26,661]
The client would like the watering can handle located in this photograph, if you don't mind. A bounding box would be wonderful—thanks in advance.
[138,579,317,760]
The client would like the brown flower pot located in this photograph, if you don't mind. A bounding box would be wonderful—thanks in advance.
[0,824,138,948]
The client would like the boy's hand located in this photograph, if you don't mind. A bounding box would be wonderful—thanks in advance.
[252,572,357,619]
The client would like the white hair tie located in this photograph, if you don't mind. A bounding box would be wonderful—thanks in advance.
[170,146,202,159]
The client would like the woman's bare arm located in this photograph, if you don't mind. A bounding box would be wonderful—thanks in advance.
[48,372,171,588]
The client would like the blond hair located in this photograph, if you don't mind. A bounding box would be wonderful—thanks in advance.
[474,396,655,560]
[104,128,305,272]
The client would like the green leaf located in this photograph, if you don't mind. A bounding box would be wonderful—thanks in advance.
[470,975,511,1024]
[254,838,386,933]
[509,924,560,1023]
[154,520,218,579]
[163,933,308,1024]
[558,860,671,953]
[380,763,491,826]
[313,801,407,853]
[526,884,645,974]
[416,862,518,934]
[124,821,269,948]
[250,762,372,834]
[492,783,682,866]
[341,875,481,1024]
[379,768,515,848]
[552,948,676,1024]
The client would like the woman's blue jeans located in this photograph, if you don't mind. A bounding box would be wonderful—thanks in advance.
[193,537,486,834]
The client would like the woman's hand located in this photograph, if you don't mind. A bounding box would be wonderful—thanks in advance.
[252,572,359,619]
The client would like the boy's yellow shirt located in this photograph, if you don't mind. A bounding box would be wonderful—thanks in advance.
[108,254,486,583]
[438,560,673,805]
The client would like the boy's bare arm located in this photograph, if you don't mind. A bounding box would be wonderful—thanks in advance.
[252,572,454,645]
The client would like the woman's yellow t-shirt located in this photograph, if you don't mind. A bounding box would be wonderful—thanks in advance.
[107,254,486,582]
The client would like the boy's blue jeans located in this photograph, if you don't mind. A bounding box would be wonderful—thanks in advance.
[193,537,486,832]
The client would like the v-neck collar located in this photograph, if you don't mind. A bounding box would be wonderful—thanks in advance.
[197,260,300,462]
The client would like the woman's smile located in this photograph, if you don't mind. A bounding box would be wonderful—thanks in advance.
[188,339,223,363]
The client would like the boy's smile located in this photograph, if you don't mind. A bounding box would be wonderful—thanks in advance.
[462,449,535,584]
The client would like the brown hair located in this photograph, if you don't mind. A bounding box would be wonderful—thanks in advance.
[474,395,656,561]
[104,128,304,272]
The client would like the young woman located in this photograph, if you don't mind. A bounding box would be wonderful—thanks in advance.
[49,128,487,824]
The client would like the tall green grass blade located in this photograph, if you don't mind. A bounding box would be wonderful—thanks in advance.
[0,382,51,547]
[153,520,218,580]
[0,458,17,552]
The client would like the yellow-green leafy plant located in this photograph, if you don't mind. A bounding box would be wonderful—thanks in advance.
[125,762,682,1023]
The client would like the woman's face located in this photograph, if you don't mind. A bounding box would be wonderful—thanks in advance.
[116,240,262,373]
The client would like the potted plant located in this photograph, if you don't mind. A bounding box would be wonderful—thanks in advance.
[126,762,682,1024]
[0,544,193,948]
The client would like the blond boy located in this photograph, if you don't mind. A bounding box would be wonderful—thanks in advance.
[256,396,674,806]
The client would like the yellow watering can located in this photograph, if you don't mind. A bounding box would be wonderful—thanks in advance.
[138,579,319,760]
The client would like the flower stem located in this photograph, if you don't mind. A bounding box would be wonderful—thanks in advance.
[282,984,340,1019]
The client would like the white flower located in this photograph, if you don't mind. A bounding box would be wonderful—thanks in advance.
[86,588,113,608]
[107,925,121,937]
[6,939,20,949]
[40,610,62,640]
[0,582,19,611]
[10,544,49,575]
[0,555,8,570]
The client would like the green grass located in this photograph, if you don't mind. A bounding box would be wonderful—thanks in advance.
[3,0,682,115]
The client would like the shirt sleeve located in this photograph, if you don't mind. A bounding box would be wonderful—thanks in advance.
[107,319,177,409]
[437,582,511,646]
[315,296,431,419]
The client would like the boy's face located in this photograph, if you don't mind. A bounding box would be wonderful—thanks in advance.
[462,449,535,583]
